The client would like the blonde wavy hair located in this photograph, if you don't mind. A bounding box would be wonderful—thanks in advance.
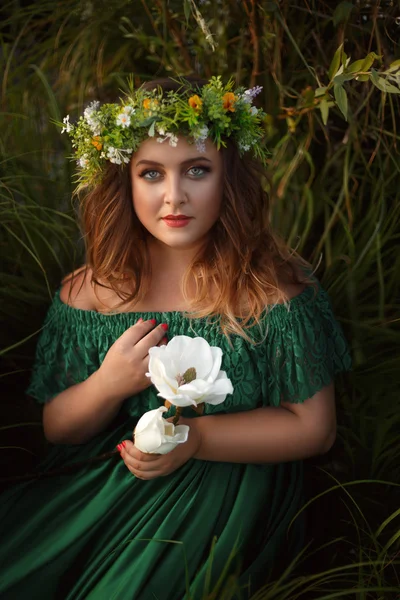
[68,77,314,342]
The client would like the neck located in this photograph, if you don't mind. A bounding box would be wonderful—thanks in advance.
[148,239,205,276]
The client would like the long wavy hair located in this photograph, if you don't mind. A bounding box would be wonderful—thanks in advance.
[68,77,314,342]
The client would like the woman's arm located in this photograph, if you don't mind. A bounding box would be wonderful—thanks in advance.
[119,383,336,479]
[192,382,336,463]
[43,270,167,445]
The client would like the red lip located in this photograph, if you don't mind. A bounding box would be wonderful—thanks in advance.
[162,215,192,228]
[163,215,192,220]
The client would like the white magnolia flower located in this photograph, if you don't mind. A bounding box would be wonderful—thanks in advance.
[116,113,131,128]
[61,115,72,134]
[146,335,234,407]
[134,406,189,454]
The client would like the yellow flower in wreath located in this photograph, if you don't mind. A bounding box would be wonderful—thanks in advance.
[91,136,102,151]
[188,95,203,113]
[222,92,236,112]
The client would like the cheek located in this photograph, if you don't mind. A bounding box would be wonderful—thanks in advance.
[205,179,223,217]
[132,182,158,216]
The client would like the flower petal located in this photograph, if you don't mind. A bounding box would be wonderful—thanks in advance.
[167,336,214,379]
[134,408,190,454]
[134,406,167,434]
[206,347,223,382]
[148,356,179,397]
[203,372,234,404]
[156,424,190,454]
[134,407,167,453]
[158,392,197,407]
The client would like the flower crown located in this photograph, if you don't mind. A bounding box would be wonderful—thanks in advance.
[60,76,268,189]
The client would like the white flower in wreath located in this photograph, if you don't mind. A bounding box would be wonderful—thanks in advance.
[134,406,189,454]
[78,154,89,168]
[84,100,101,135]
[156,131,179,147]
[116,113,131,128]
[61,115,72,133]
[146,335,234,408]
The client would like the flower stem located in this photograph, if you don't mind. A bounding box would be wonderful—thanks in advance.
[172,406,183,425]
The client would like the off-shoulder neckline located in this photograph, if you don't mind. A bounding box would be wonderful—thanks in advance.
[53,279,319,320]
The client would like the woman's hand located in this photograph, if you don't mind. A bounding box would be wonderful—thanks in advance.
[118,417,201,479]
[94,319,168,401]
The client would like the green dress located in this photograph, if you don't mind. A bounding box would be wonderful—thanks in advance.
[0,280,351,599]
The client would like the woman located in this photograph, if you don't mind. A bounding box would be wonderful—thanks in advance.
[0,76,351,599]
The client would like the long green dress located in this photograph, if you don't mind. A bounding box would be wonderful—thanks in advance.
[0,279,351,599]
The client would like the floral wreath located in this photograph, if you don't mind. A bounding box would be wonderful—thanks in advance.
[60,76,268,189]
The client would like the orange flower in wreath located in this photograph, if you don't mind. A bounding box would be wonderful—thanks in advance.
[91,136,102,151]
[143,98,159,112]
[222,92,236,112]
[188,95,203,113]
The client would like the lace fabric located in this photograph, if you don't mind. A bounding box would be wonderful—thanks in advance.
[26,279,352,412]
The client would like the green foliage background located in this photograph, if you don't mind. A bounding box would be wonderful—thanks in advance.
[0,0,399,597]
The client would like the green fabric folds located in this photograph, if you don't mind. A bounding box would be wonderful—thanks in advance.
[0,279,351,599]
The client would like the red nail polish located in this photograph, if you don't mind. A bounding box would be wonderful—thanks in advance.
[161,323,168,331]
[149,319,157,325]
[116,444,122,452]
[121,441,127,448]
[162,337,168,344]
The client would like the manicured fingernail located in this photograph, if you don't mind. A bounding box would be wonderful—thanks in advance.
[162,337,168,344]
[161,323,168,331]
[121,441,127,448]
[137,318,143,323]
[149,319,157,325]
[116,444,122,452]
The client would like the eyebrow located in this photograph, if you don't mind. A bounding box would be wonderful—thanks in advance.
[135,157,212,167]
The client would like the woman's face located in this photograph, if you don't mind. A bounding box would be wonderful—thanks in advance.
[130,136,224,252]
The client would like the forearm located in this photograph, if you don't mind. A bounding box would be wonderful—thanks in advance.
[192,405,335,464]
[43,370,124,445]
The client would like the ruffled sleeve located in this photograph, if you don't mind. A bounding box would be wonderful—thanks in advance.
[260,281,352,406]
[25,289,100,404]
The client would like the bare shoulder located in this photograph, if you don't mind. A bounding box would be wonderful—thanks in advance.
[275,265,307,303]
[59,266,97,311]
[280,278,307,301]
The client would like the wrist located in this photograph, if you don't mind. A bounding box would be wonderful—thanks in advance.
[188,417,204,460]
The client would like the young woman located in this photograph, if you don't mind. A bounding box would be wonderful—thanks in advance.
[0,76,351,599]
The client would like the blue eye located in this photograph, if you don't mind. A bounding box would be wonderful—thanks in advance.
[187,166,210,177]
[140,170,160,180]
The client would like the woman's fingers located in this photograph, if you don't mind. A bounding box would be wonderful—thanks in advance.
[135,322,168,357]
[118,440,162,474]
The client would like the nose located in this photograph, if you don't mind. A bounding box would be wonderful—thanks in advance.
[163,173,187,207]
